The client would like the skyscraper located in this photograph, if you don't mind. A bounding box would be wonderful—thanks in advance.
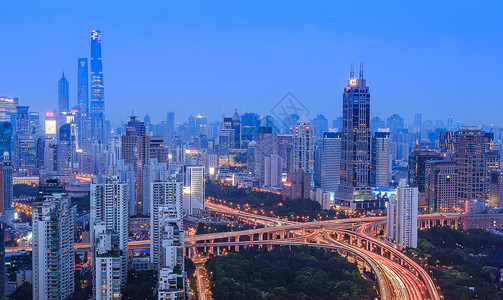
[455,127,490,201]
[0,222,4,300]
[0,97,18,123]
[387,179,418,249]
[90,30,105,142]
[57,123,75,175]
[93,229,122,300]
[222,109,241,148]
[0,123,12,161]
[371,129,391,187]
[90,176,129,287]
[255,127,275,186]
[143,158,169,215]
[292,115,315,178]
[337,65,374,208]
[121,116,150,214]
[426,160,459,213]
[264,154,282,188]
[150,177,183,265]
[320,131,341,193]
[32,194,76,300]
[77,58,89,141]
[0,152,13,217]
[182,165,205,215]
[58,73,69,126]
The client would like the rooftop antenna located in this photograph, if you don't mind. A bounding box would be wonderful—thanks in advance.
[359,62,364,79]
[350,63,354,79]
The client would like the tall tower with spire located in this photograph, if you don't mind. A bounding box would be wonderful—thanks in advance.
[58,72,69,127]
[90,29,105,142]
[337,64,373,206]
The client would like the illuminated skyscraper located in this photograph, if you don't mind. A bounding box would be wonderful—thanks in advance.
[90,30,105,142]
[387,179,418,249]
[121,116,150,214]
[58,73,69,126]
[320,131,341,193]
[77,58,89,141]
[337,65,374,209]
[371,128,391,187]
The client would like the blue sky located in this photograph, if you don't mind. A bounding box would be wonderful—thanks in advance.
[1,1,502,126]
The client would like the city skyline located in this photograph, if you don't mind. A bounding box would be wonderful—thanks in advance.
[1,1,502,125]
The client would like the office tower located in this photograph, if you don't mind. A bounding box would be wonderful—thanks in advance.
[332,116,343,132]
[143,158,169,215]
[246,141,256,174]
[439,131,456,153]
[0,152,13,217]
[32,194,76,300]
[57,123,74,175]
[0,222,4,300]
[337,66,373,201]
[408,144,443,193]
[371,129,391,187]
[222,109,241,148]
[386,114,404,133]
[426,160,459,213]
[414,113,422,129]
[370,117,385,133]
[157,205,185,300]
[121,116,150,214]
[241,112,260,141]
[255,127,275,185]
[15,136,36,175]
[182,165,205,215]
[0,123,12,160]
[320,131,341,193]
[150,178,183,265]
[282,170,311,200]
[0,97,18,122]
[93,229,122,300]
[455,127,490,201]
[90,176,129,287]
[277,134,293,174]
[29,112,40,136]
[387,179,418,249]
[311,114,328,139]
[58,72,69,126]
[150,136,169,163]
[77,58,89,141]
[293,116,315,176]
[264,154,282,188]
[90,29,105,142]
[488,169,503,208]
[15,106,30,135]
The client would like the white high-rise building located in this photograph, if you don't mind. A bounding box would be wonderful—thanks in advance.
[32,194,76,300]
[264,154,282,188]
[150,177,183,265]
[182,165,205,215]
[114,159,135,215]
[320,131,341,192]
[157,205,185,300]
[293,115,315,177]
[93,226,123,300]
[387,179,418,249]
[90,176,129,289]
[142,158,168,215]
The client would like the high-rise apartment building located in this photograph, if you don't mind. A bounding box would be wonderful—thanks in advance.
[90,176,129,293]
[182,165,205,215]
[90,30,105,142]
[426,160,459,213]
[32,194,76,300]
[150,178,183,265]
[143,158,169,215]
[387,179,418,249]
[58,73,69,126]
[93,228,122,300]
[371,129,391,187]
[292,116,315,179]
[320,131,341,193]
[121,116,150,214]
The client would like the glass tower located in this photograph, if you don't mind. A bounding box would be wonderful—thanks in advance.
[58,73,69,126]
[77,58,89,141]
[90,30,105,142]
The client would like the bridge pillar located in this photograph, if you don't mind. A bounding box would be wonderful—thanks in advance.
[217,247,220,256]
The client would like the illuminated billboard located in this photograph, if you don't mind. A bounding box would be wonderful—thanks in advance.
[45,119,57,135]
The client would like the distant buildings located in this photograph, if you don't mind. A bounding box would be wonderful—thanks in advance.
[58,73,69,127]
[292,116,315,180]
[387,179,418,249]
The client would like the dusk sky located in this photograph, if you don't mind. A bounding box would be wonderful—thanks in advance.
[1,1,502,126]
